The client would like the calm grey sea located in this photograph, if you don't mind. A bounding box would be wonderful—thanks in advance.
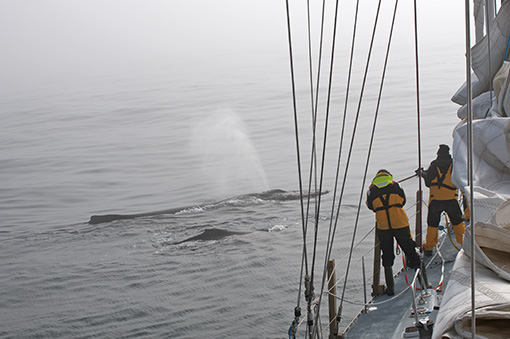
[1,4,466,337]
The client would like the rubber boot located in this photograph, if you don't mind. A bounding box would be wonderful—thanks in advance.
[452,222,465,245]
[384,266,394,296]
[423,226,438,252]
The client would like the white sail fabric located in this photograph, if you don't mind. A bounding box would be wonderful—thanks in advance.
[463,222,510,282]
[471,1,510,91]
[452,118,510,222]
[456,91,495,120]
[452,1,510,105]
[451,72,487,106]
[473,0,495,43]
[456,61,510,119]
[473,0,485,43]
[493,198,510,229]
[493,61,510,116]
[432,2,510,338]
[432,250,510,339]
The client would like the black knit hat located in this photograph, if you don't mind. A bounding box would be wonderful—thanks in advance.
[437,144,450,155]
[377,169,392,176]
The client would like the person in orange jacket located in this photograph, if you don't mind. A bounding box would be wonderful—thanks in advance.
[366,169,421,295]
[418,144,465,256]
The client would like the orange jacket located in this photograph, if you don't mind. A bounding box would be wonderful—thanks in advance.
[366,182,409,230]
[426,163,458,201]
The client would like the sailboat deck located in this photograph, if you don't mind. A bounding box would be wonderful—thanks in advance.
[344,232,459,338]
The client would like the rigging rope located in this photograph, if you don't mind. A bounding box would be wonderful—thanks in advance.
[326,0,361,251]
[286,0,435,336]
[328,224,449,312]
[483,0,494,118]
[286,0,342,335]
[443,212,461,251]
[318,6,363,331]
[303,1,328,337]
[309,3,363,331]
[463,1,476,337]
[283,3,309,336]
[309,0,335,294]
[336,0,400,325]
[310,0,343,335]
[303,205,453,335]
[316,0,387,327]
[303,0,325,265]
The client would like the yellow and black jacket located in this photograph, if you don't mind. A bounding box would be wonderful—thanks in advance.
[423,158,458,201]
[366,182,409,231]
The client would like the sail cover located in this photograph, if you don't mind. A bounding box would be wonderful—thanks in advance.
[434,2,510,337]
[451,1,510,106]
[452,117,510,220]
[432,250,510,339]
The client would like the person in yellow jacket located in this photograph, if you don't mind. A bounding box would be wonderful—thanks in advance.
[462,193,471,221]
[418,144,465,256]
[366,169,421,295]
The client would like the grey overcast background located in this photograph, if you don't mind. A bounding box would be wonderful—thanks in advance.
[1,0,465,92]
[0,1,471,338]
[1,1,286,90]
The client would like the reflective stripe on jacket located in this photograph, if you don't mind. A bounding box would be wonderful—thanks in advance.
[366,182,409,231]
[429,163,458,201]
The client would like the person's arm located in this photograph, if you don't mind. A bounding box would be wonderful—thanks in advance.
[422,162,436,187]
[366,187,374,211]
[394,182,406,206]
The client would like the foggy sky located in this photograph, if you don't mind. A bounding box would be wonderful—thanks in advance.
[0,0,287,89]
[0,0,465,91]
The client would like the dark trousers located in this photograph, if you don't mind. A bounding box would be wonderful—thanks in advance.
[377,226,420,269]
[427,199,464,227]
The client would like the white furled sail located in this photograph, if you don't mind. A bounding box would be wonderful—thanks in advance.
[434,2,510,337]
[494,61,510,116]
[452,117,510,208]
[463,221,510,282]
[452,1,510,106]
[432,250,510,338]
[474,0,495,43]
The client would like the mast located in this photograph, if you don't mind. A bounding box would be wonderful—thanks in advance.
[464,0,476,337]
[412,0,423,249]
